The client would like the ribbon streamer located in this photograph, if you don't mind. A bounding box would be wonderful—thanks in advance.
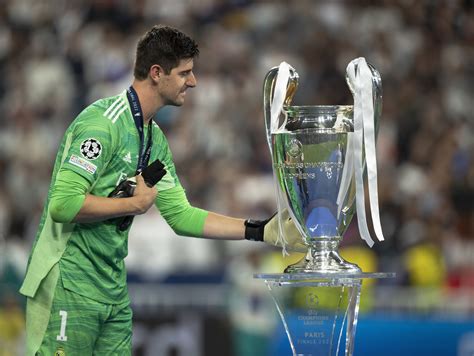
[346,58,385,247]
[270,62,290,134]
[360,63,385,242]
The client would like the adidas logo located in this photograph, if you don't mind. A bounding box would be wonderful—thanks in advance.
[123,152,132,163]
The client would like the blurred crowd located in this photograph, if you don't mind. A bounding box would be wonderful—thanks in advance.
[0,0,473,333]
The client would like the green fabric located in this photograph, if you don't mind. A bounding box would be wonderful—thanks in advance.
[26,263,60,356]
[29,265,132,355]
[156,185,208,237]
[20,132,77,299]
[21,90,204,306]
[49,170,88,223]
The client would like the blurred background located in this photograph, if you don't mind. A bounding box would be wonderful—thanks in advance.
[0,0,473,355]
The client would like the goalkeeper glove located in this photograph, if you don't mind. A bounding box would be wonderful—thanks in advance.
[109,159,166,231]
[244,210,307,252]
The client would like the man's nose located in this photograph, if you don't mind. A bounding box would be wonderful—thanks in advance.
[187,72,197,88]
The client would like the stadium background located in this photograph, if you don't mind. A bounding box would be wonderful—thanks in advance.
[0,0,472,355]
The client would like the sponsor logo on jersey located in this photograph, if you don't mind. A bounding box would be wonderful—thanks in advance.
[80,138,102,160]
[69,154,97,174]
[103,97,128,123]
[123,152,132,163]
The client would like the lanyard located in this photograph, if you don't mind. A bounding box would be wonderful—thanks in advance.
[126,86,152,173]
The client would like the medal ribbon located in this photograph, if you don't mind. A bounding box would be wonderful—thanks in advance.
[126,86,153,173]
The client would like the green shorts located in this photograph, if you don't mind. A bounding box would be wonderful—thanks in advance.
[26,264,132,355]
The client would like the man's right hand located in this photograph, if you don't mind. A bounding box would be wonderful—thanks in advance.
[244,210,307,252]
[130,174,157,215]
[263,210,307,252]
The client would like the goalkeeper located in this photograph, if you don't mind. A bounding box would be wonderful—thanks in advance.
[20,25,304,355]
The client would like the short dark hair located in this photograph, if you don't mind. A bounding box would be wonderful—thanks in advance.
[134,25,199,80]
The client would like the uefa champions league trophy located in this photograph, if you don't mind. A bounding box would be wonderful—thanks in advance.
[254,58,394,356]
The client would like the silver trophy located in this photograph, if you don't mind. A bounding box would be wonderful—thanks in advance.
[263,59,383,273]
[256,59,392,356]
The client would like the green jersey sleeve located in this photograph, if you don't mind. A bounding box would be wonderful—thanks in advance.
[150,124,208,236]
[49,169,89,223]
[156,185,208,237]
[62,108,116,185]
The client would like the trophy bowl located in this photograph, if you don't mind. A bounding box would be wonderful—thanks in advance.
[264,60,383,274]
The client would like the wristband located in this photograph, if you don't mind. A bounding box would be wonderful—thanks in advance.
[244,219,265,241]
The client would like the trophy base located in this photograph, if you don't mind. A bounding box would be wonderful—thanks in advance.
[253,273,395,356]
[285,240,361,274]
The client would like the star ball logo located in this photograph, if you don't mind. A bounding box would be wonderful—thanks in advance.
[80,138,102,160]
[286,138,303,158]
[306,292,319,307]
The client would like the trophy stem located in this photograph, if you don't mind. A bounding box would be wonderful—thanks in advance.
[285,238,361,274]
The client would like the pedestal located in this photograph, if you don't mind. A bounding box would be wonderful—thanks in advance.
[254,272,395,356]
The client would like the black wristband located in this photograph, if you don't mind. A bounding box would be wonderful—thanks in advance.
[244,219,266,241]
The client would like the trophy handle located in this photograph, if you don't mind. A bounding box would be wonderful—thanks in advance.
[345,61,383,136]
[367,62,383,135]
[263,64,301,253]
[263,65,299,153]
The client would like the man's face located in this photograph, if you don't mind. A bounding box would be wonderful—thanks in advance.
[158,58,196,106]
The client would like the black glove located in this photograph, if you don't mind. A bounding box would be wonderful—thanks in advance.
[108,179,136,199]
[108,159,166,198]
[244,213,276,241]
[109,159,166,231]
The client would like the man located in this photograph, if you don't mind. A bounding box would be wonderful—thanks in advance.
[20,25,304,354]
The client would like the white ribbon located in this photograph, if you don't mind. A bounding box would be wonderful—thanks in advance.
[360,62,385,242]
[345,58,385,247]
[270,62,290,134]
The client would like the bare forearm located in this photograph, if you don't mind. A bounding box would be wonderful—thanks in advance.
[72,194,143,223]
[202,212,245,240]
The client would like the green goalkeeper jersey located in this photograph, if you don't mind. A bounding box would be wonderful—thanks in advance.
[20,90,208,304]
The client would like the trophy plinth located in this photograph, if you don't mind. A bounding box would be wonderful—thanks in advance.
[254,272,395,356]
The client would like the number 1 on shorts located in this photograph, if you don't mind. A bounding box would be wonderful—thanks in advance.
[56,310,68,341]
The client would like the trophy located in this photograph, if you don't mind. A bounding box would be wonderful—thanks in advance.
[263,58,385,273]
[254,59,394,356]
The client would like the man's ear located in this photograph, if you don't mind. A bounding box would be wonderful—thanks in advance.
[149,64,165,83]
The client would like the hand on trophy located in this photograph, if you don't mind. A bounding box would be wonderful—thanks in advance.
[245,210,307,253]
